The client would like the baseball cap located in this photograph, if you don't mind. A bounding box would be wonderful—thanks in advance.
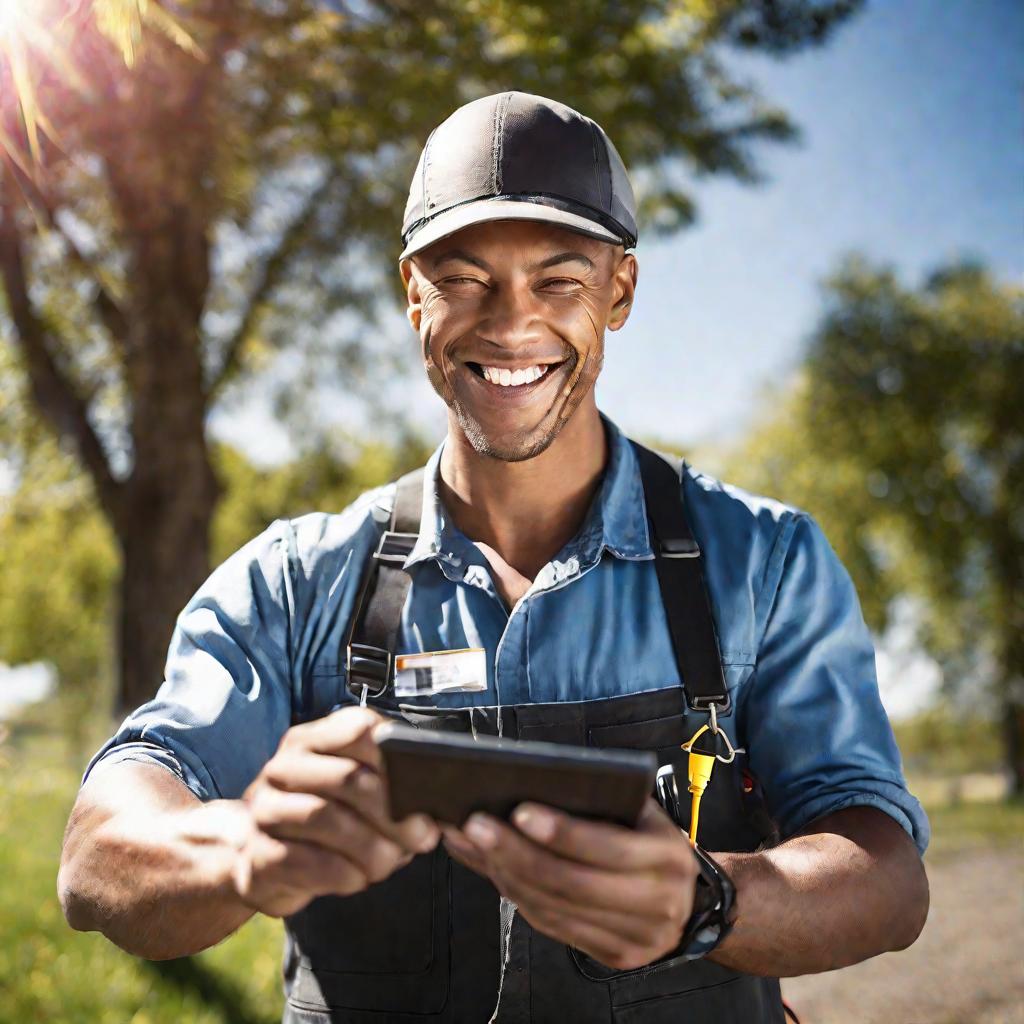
[400,91,638,260]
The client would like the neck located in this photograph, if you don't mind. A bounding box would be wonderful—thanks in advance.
[438,403,608,581]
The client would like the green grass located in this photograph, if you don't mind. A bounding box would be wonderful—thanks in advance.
[0,708,285,1024]
[923,796,1024,860]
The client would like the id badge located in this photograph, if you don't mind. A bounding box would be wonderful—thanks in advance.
[394,648,488,698]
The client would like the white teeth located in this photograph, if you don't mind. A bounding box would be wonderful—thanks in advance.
[480,364,549,387]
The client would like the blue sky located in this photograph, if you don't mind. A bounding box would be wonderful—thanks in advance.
[215,1,1022,464]
[601,0,1024,446]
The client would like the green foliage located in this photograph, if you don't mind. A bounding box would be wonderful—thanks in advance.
[211,432,434,561]
[0,432,118,757]
[721,258,1024,786]
[0,444,116,681]
[894,706,1006,778]
[723,260,1024,695]
[805,260,1023,666]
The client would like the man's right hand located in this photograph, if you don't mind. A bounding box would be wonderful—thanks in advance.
[232,706,440,918]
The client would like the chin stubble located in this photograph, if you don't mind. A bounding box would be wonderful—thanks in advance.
[457,349,587,463]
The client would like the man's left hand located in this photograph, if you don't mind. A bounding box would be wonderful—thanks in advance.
[442,797,698,971]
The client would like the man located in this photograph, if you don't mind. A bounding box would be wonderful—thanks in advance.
[59,92,929,1023]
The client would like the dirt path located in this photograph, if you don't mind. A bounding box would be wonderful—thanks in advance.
[782,847,1024,1024]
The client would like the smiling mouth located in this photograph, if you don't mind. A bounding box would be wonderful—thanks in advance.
[466,361,565,388]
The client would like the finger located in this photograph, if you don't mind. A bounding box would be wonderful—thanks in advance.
[262,752,439,854]
[463,813,689,919]
[442,829,492,877]
[249,787,414,883]
[236,831,369,914]
[636,796,693,835]
[341,765,441,853]
[521,904,664,973]
[442,825,499,873]
[488,863,679,947]
[263,746,368,795]
[285,705,385,767]
[509,799,690,872]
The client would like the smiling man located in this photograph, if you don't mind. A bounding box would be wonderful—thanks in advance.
[59,93,929,1024]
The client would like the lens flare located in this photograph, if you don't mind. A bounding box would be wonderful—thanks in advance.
[0,0,30,38]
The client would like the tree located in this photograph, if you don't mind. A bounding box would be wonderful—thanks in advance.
[724,259,1024,794]
[0,0,863,712]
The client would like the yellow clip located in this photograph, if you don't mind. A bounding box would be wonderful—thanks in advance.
[682,725,716,847]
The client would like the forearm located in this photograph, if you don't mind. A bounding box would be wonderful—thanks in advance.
[710,806,929,977]
[59,764,255,960]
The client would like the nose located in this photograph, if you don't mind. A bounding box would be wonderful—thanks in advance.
[476,282,545,353]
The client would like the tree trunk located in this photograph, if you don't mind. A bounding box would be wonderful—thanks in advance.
[116,455,219,715]
[113,257,221,713]
[990,437,1024,799]
[998,565,1024,798]
[1004,696,1024,799]
[102,39,222,712]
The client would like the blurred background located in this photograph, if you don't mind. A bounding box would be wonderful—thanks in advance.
[0,1,1021,1021]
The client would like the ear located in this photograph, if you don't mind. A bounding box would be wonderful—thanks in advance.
[607,252,638,332]
[400,258,422,332]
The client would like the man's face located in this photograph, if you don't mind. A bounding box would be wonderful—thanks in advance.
[401,220,638,462]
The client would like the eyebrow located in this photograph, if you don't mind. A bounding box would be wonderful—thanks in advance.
[430,249,596,273]
[532,252,596,272]
[430,250,491,270]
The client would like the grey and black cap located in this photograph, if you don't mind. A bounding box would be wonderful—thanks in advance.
[400,91,638,260]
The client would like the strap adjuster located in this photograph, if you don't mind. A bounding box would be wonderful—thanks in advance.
[346,643,391,698]
[375,531,418,565]
[689,694,732,716]
[660,538,701,559]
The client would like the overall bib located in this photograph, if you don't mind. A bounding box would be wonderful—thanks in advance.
[282,444,786,1024]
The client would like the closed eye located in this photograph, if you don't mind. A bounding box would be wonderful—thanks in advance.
[440,276,487,286]
[539,277,582,292]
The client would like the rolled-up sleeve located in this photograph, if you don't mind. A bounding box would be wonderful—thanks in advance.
[741,514,930,855]
[83,520,297,801]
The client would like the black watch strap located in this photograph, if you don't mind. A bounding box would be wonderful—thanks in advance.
[673,846,736,961]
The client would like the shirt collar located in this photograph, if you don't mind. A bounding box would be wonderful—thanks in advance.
[405,416,653,575]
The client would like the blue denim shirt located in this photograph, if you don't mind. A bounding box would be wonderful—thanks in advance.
[85,418,929,854]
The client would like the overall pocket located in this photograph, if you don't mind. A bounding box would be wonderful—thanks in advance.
[569,947,784,1024]
[287,845,451,1014]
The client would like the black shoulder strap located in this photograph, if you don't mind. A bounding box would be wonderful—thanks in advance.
[630,441,731,714]
[348,450,729,712]
[346,469,424,700]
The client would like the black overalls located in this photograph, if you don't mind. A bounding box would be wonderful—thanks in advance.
[282,444,786,1023]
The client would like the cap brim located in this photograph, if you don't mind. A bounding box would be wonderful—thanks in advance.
[399,198,622,260]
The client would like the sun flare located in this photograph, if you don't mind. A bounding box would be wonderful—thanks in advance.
[0,0,31,39]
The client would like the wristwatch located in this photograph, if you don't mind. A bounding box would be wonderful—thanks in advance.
[672,845,736,961]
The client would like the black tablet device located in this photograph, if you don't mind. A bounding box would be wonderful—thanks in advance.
[376,723,657,829]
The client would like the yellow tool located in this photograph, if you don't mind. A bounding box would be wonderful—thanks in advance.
[681,724,717,846]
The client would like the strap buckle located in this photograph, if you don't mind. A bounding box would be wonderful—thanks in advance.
[688,693,732,717]
[346,643,391,699]
[660,538,701,559]
[374,531,418,565]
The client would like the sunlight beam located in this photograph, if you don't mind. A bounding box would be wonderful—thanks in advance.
[0,0,31,40]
